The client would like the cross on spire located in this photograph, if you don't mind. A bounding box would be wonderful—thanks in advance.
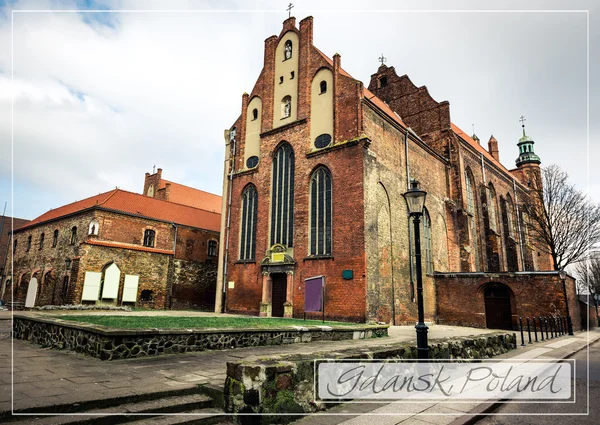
[378,54,387,66]
[287,3,294,18]
[519,115,526,136]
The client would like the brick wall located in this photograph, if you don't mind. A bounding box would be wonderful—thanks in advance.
[436,272,582,331]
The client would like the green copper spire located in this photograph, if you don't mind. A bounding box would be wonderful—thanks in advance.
[516,115,541,167]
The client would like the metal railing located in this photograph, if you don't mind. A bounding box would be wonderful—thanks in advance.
[518,315,572,347]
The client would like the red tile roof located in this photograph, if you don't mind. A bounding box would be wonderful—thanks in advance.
[85,239,173,255]
[17,189,221,233]
[158,180,222,213]
[362,87,407,127]
[451,123,512,174]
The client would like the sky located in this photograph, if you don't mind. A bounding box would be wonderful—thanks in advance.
[0,0,597,221]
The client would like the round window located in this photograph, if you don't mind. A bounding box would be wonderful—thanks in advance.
[314,134,332,149]
[246,156,259,168]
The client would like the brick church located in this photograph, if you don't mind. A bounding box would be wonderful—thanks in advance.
[215,16,580,330]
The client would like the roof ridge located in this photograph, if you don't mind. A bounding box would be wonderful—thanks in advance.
[160,179,221,198]
[98,188,120,206]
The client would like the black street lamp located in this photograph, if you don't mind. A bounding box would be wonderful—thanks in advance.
[403,179,429,360]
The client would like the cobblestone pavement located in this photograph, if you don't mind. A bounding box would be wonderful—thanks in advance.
[0,317,494,414]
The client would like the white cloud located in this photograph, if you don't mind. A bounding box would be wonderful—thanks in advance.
[0,0,597,220]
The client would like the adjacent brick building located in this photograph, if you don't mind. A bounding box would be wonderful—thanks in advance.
[3,171,221,310]
[215,16,581,330]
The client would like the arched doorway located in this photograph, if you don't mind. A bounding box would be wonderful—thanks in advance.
[25,277,38,308]
[483,283,513,330]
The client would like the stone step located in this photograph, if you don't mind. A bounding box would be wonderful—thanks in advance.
[127,408,233,425]
[4,393,216,424]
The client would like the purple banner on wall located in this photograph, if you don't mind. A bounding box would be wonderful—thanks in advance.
[305,276,324,312]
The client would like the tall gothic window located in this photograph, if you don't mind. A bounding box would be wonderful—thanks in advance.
[26,235,32,251]
[240,185,258,260]
[271,143,295,247]
[39,233,45,250]
[506,197,516,238]
[70,227,77,245]
[465,171,479,270]
[487,185,498,232]
[423,208,434,274]
[309,167,332,256]
[52,229,58,247]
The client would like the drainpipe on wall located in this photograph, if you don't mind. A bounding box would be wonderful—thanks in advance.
[215,128,236,314]
[167,223,178,310]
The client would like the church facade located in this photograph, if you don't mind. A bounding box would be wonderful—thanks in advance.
[215,16,580,330]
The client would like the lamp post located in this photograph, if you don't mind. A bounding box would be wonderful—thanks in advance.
[403,179,429,360]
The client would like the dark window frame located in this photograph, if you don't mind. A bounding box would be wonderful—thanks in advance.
[309,167,332,256]
[208,240,217,257]
[270,143,295,247]
[143,229,156,248]
[240,185,258,260]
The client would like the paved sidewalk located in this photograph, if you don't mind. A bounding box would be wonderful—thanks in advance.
[0,319,492,414]
[291,329,600,425]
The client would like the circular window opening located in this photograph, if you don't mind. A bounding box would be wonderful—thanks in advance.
[246,156,259,168]
[314,134,332,149]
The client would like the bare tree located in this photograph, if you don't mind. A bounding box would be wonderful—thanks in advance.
[524,164,600,271]
[575,254,600,295]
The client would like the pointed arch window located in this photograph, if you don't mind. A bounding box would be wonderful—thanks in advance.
[271,143,295,247]
[487,185,498,232]
[70,227,77,245]
[240,185,258,260]
[423,208,434,274]
[309,167,332,256]
[465,171,480,270]
[319,81,327,94]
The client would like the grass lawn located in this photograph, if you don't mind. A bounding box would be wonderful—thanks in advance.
[55,315,367,329]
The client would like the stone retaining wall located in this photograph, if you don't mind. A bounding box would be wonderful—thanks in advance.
[12,315,388,361]
[224,332,516,422]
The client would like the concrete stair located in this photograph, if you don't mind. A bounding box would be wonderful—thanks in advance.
[2,387,233,425]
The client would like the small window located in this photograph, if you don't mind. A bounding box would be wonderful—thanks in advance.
[290,71,295,79]
[61,276,69,299]
[5,278,10,289]
[252,108,258,120]
[320,81,327,94]
[39,233,45,250]
[281,96,291,119]
[246,156,259,169]
[140,290,154,302]
[70,227,77,245]
[26,235,32,252]
[314,134,332,149]
[208,240,218,257]
[13,239,17,252]
[279,76,284,84]
[52,230,58,247]
[284,40,292,60]
[143,229,155,247]
[379,76,388,87]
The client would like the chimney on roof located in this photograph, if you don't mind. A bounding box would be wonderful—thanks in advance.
[488,135,500,162]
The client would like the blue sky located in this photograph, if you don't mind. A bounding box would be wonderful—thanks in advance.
[0,0,597,221]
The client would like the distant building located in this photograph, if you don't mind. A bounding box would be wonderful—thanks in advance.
[216,16,581,331]
[0,214,30,298]
[3,171,221,309]
[144,168,222,213]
